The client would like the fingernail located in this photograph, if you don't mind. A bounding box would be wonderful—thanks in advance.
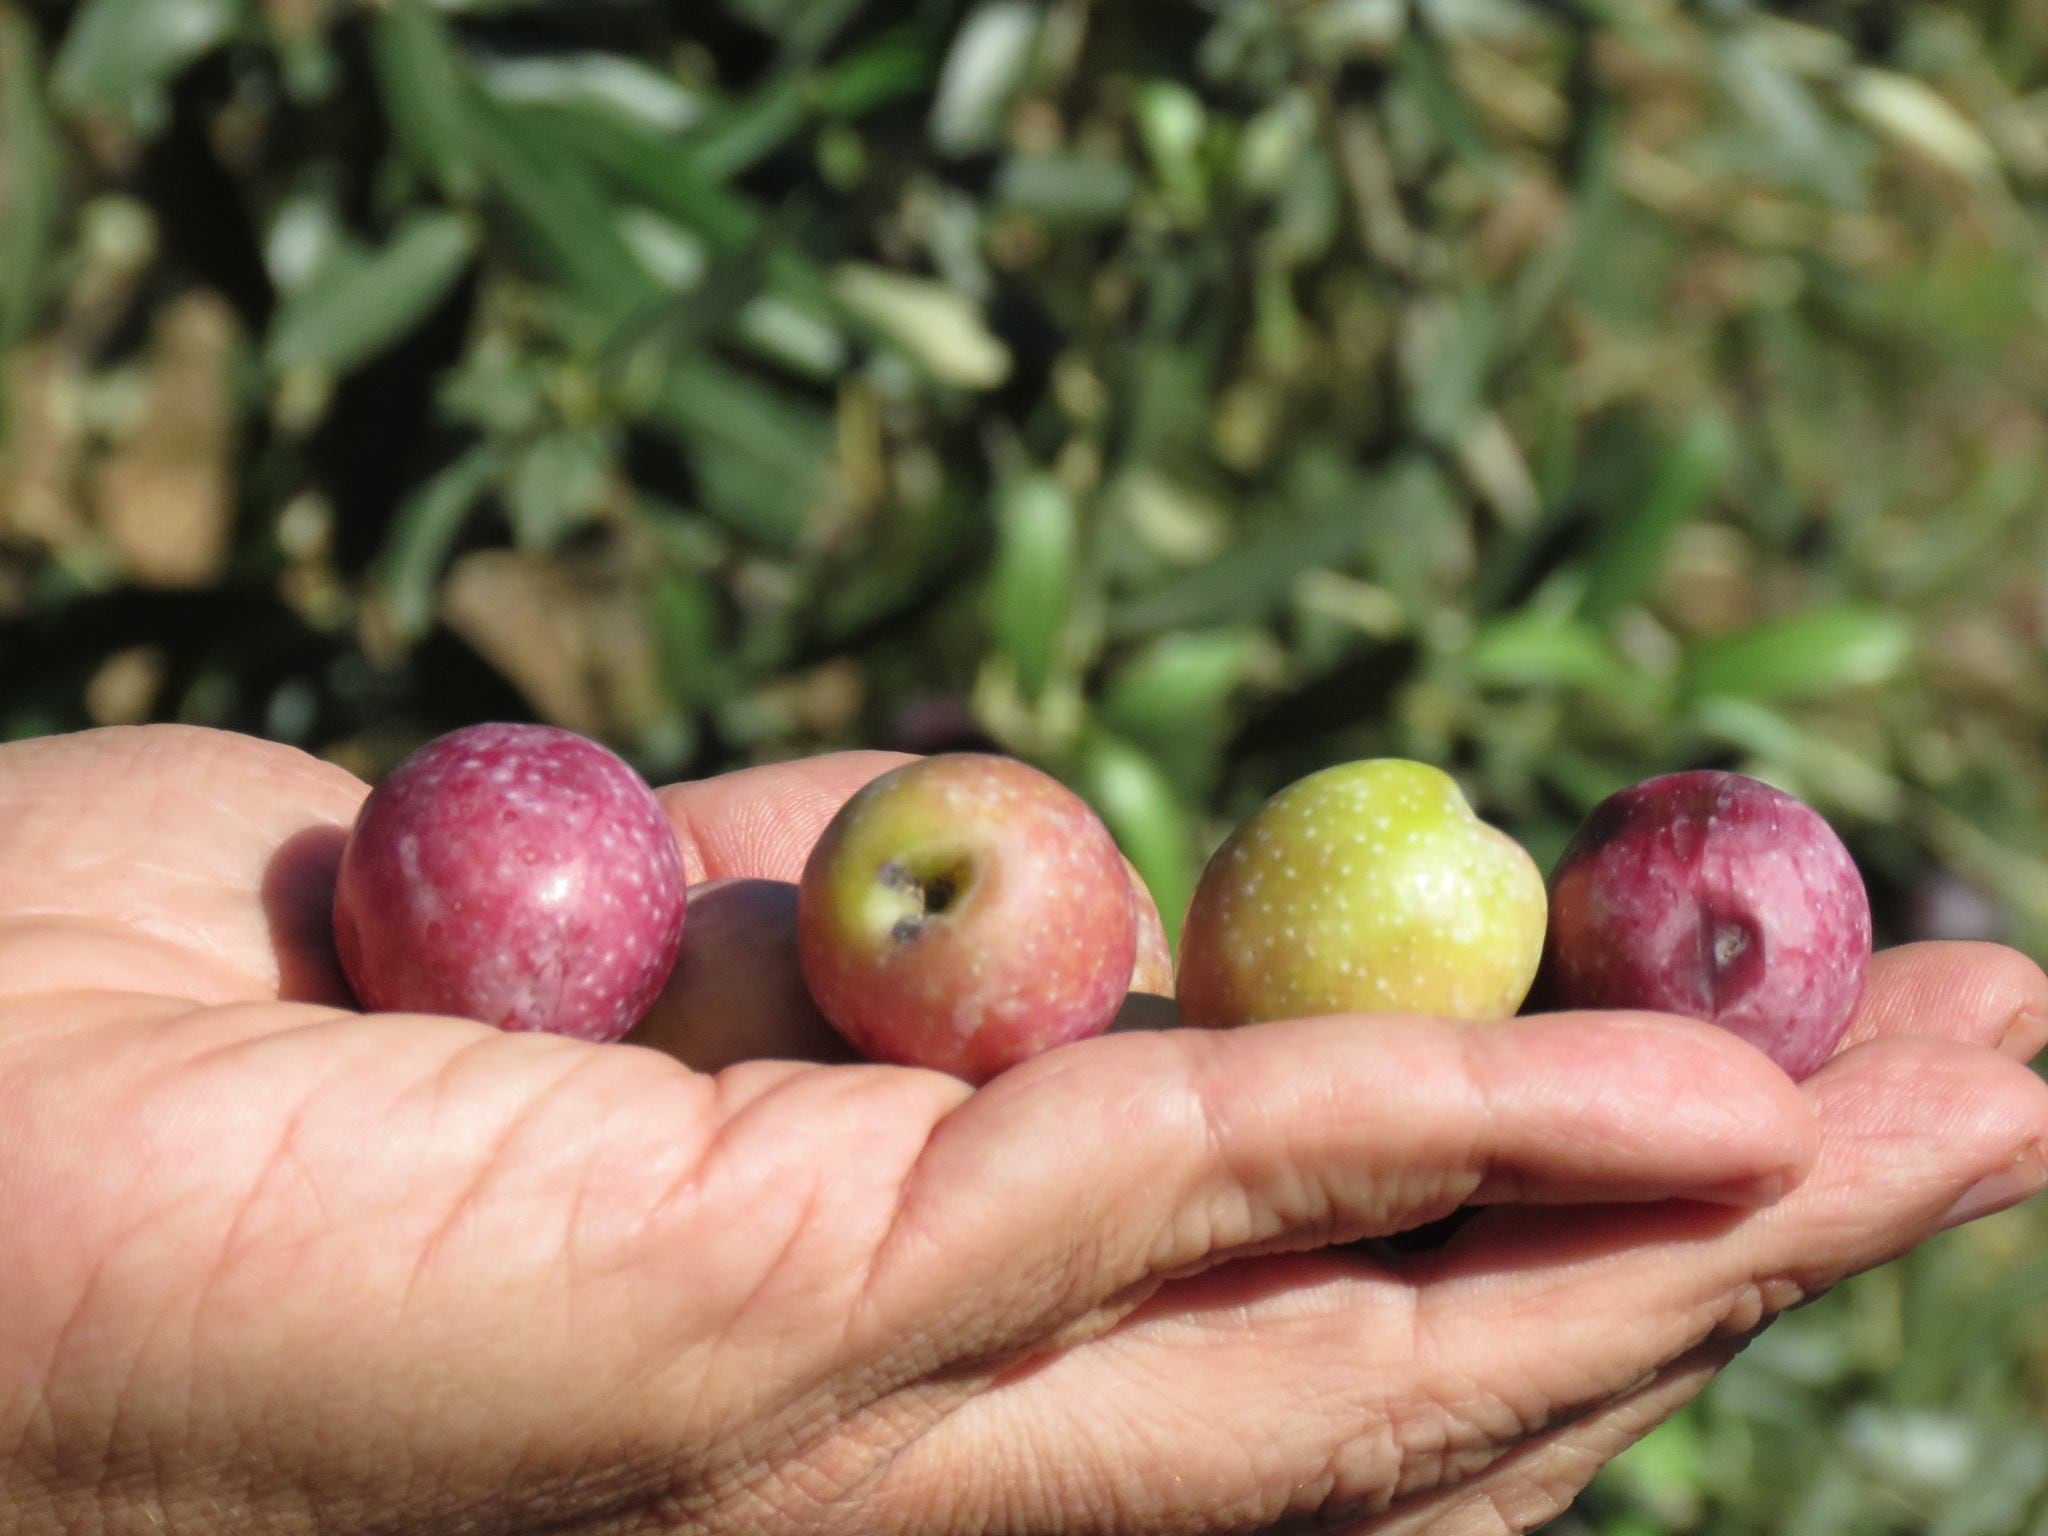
[1939,1145,2048,1232]
[1997,1006,2048,1062]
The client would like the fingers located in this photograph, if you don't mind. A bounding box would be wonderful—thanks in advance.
[871,1026,2043,1536]
[627,754,906,1069]
[626,879,856,1072]
[1359,1036,2048,1490]
[863,1259,1738,1536]
[0,726,367,1004]
[630,749,912,1073]
[1349,1022,2047,1534]
[1839,941,2048,1060]
[655,752,912,884]
[0,726,907,1019]
[854,1010,1815,1375]
[1391,1033,2048,1455]
[1354,1336,1740,1536]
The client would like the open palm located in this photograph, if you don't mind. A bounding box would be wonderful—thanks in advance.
[1,725,2042,1535]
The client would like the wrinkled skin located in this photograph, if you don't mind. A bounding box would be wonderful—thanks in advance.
[0,725,2044,1536]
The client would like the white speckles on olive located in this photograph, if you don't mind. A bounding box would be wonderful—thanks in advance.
[333,723,689,1042]
[1545,769,1871,1079]
[1177,759,1548,1028]
[797,754,1136,1083]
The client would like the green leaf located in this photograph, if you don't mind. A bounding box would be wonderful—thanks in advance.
[1101,630,1262,736]
[734,294,848,380]
[690,77,809,181]
[723,0,863,58]
[1608,1410,1707,1521]
[371,1,485,201]
[478,53,706,134]
[833,264,1011,390]
[1396,25,1493,169]
[437,347,547,435]
[768,0,869,64]
[538,107,761,251]
[1076,733,1199,948]
[1113,458,1445,637]
[52,0,243,127]
[1408,290,1499,443]
[1845,68,1998,184]
[994,155,1140,226]
[1685,607,1913,704]
[267,212,477,376]
[506,431,612,549]
[931,2,1038,153]
[1465,614,1639,694]
[1689,697,1906,820]
[469,101,660,327]
[647,565,733,709]
[0,11,60,350]
[645,358,829,552]
[814,35,933,117]
[1581,413,1735,621]
[1713,32,1868,205]
[1100,629,1267,797]
[1352,455,1467,608]
[1137,80,1209,216]
[989,475,1078,699]
[376,444,502,642]
[816,481,976,647]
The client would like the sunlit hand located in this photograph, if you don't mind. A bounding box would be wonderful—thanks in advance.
[1,726,2042,1535]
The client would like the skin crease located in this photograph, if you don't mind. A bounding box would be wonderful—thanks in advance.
[0,727,2041,1535]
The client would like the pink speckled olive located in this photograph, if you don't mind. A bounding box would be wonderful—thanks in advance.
[1542,771,1872,1080]
[334,724,688,1043]
[797,754,1136,1083]
[1125,858,1174,997]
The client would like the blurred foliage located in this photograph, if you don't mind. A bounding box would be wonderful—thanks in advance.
[4,1,2048,1527]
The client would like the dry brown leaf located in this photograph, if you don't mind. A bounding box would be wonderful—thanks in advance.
[89,291,238,588]
[84,645,167,726]
[441,546,668,741]
[0,343,89,550]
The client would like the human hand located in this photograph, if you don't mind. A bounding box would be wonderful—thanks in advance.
[0,725,2041,1535]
